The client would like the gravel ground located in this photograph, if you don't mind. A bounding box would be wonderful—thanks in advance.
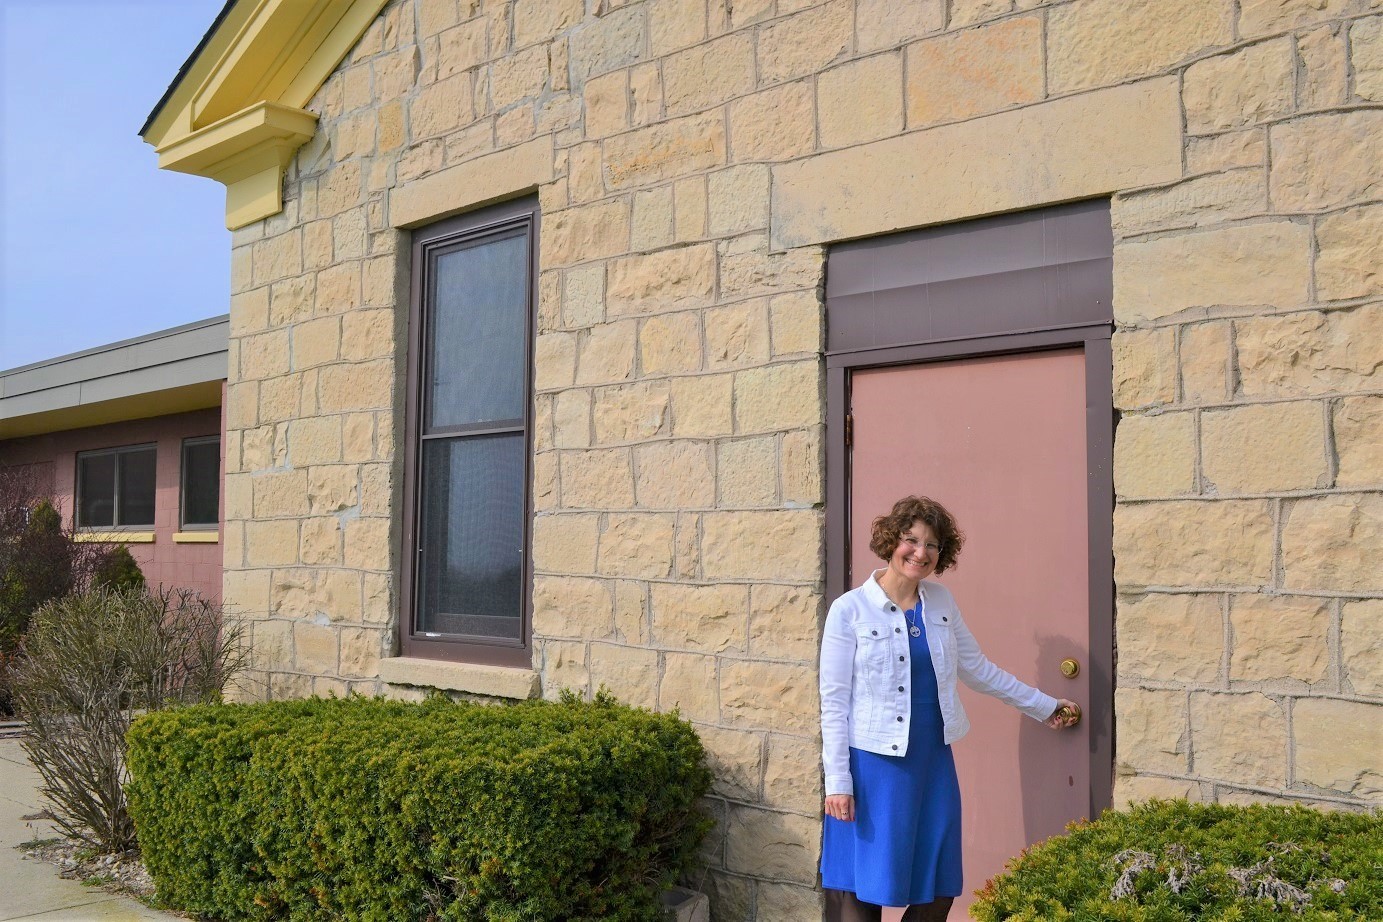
[20,823,164,909]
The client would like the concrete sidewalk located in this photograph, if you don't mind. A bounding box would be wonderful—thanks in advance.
[0,733,179,921]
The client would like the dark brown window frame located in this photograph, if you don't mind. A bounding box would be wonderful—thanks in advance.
[399,196,539,667]
[75,443,158,530]
[179,435,221,530]
[824,199,1116,818]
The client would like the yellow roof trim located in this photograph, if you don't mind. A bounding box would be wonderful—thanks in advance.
[141,0,389,230]
[158,102,319,229]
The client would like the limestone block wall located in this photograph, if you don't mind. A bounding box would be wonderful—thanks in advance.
[224,2,827,916]
[216,0,1382,919]
[1105,2,1383,811]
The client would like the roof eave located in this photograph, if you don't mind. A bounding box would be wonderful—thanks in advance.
[140,0,389,230]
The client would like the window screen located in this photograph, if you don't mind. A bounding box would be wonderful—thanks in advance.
[405,198,536,665]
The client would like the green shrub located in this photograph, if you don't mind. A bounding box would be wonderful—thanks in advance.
[0,648,14,718]
[1,462,112,709]
[972,799,1382,921]
[91,545,145,594]
[126,693,713,922]
[1,500,78,656]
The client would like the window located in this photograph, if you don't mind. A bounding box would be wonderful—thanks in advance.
[76,444,156,528]
[401,197,537,665]
[181,436,220,528]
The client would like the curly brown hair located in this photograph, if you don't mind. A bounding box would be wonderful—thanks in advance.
[869,496,965,574]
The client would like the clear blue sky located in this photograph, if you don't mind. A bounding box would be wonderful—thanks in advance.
[0,0,230,370]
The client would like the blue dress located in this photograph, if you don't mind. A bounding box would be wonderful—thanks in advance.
[820,618,964,906]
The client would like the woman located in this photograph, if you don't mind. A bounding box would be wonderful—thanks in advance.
[819,496,1079,921]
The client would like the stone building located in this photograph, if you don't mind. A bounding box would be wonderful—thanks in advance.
[142,0,1381,918]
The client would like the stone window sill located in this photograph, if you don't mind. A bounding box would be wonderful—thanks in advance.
[172,531,219,543]
[74,531,155,543]
[378,657,539,700]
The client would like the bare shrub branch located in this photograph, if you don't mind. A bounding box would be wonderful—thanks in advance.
[1229,856,1314,912]
[1108,849,1156,901]
[10,588,247,853]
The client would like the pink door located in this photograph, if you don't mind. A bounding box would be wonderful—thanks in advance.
[849,349,1092,918]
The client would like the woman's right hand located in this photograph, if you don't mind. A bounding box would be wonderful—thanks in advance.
[824,794,855,822]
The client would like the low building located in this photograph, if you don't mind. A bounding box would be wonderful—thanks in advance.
[0,317,228,602]
[139,1,1381,918]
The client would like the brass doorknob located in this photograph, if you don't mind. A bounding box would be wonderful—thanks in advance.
[1055,703,1081,726]
[1060,658,1080,678]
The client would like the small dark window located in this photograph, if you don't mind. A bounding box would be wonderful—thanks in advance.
[76,445,156,528]
[402,197,537,666]
[181,437,220,528]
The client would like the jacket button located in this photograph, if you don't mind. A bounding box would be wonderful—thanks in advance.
[895,627,901,633]
[898,686,905,692]
[942,616,948,622]
[898,656,904,662]
[892,745,898,750]
[897,716,904,722]
[871,630,878,636]
[890,605,897,612]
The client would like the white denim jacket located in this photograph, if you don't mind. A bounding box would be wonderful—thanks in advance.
[819,571,1059,797]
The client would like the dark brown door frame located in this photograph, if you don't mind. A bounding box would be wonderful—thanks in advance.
[822,200,1117,818]
[824,327,1114,818]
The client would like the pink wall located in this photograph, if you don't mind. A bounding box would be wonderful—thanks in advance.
[0,407,224,602]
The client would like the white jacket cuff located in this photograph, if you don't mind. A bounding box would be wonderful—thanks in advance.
[1023,690,1061,723]
[825,773,854,797]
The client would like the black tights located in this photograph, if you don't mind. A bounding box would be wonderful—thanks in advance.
[824,888,953,922]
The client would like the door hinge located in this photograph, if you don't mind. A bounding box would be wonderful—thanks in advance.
[845,413,854,447]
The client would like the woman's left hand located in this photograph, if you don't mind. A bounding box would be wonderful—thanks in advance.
[1045,699,1080,730]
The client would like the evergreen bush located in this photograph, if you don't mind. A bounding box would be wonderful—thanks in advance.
[91,545,146,594]
[1,500,78,655]
[972,799,1382,921]
[1,462,110,717]
[0,649,13,719]
[126,692,713,922]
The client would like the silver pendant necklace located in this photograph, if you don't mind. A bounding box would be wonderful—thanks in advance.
[905,600,923,637]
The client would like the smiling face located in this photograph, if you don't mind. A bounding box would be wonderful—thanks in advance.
[887,520,941,585]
